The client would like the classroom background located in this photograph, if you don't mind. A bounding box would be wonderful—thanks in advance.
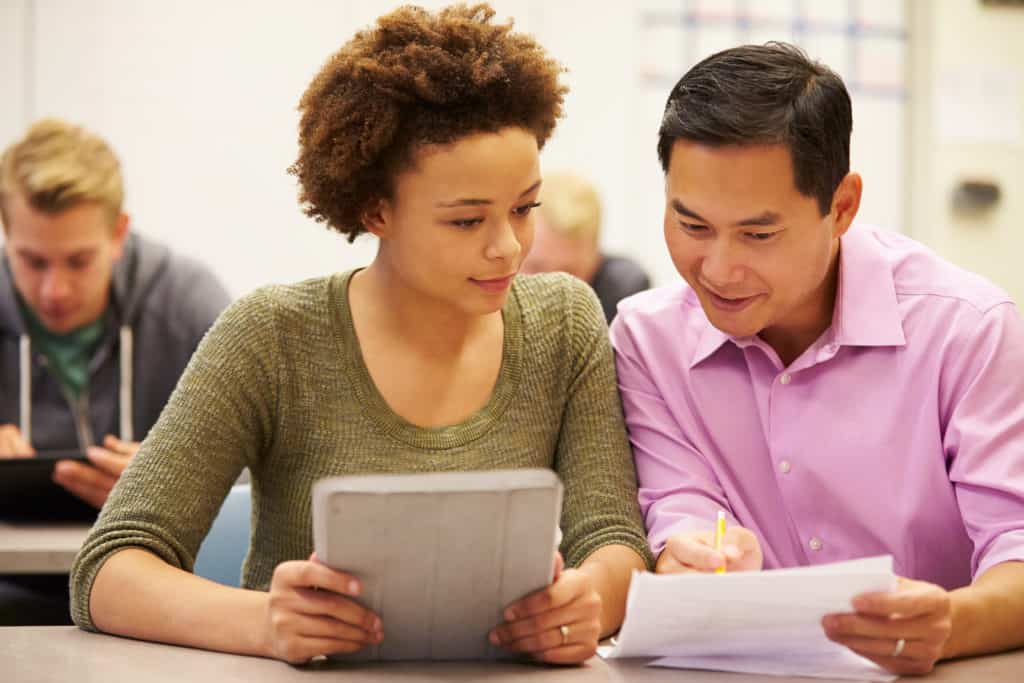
[1,0,1022,303]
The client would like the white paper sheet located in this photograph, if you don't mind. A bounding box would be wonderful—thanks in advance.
[600,556,897,681]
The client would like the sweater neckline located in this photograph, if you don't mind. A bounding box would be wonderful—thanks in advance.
[329,270,523,451]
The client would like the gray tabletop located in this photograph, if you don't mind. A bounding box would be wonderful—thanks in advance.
[2,627,1022,683]
[0,522,90,574]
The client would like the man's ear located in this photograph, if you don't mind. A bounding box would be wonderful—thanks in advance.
[829,172,862,240]
[361,198,390,239]
[111,212,130,260]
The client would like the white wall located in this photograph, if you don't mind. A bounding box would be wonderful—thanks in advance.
[908,0,1024,304]
[0,1,28,142]
[10,1,1006,302]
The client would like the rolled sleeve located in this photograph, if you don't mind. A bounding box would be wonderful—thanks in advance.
[943,302,1024,580]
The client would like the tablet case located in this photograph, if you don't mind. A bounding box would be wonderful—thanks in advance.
[312,468,563,661]
[0,451,98,521]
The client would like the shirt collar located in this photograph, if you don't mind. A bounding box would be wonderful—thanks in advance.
[831,225,907,348]
[688,224,906,369]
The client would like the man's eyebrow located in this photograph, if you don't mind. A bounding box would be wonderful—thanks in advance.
[671,200,781,227]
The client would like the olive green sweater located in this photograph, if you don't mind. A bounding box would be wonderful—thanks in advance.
[70,271,653,630]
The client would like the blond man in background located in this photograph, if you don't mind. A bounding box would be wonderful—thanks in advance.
[521,172,650,322]
[0,119,230,624]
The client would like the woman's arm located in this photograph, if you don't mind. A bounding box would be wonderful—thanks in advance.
[579,544,646,637]
[91,547,382,662]
[91,548,269,655]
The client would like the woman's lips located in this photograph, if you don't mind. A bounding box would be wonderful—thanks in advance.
[470,275,515,293]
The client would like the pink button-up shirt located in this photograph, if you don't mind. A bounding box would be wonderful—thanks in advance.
[610,225,1024,589]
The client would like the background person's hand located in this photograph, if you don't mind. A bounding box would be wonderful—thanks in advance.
[656,526,763,574]
[52,434,140,508]
[0,424,34,457]
[262,553,383,663]
[489,551,601,665]
[823,576,953,675]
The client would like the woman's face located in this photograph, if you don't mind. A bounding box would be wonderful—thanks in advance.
[372,126,541,317]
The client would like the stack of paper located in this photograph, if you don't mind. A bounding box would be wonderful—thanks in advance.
[599,556,897,682]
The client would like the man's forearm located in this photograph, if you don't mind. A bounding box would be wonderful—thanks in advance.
[945,561,1024,659]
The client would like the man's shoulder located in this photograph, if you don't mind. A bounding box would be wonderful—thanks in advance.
[860,226,1013,314]
[613,282,708,343]
[599,254,650,284]
[131,233,224,293]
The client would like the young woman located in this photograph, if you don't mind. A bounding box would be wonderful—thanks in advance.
[69,3,651,665]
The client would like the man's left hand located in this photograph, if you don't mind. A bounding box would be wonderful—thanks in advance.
[823,576,953,675]
[52,435,141,509]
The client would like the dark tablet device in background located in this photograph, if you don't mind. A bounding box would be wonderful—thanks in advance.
[0,451,98,521]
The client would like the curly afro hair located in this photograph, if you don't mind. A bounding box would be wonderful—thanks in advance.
[289,3,567,241]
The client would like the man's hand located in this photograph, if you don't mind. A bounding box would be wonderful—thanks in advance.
[0,424,34,457]
[823,577,953,675]
[52,434,140,509]
[656,526,763,574]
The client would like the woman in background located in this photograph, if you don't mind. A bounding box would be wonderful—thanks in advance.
[70,3,651,665]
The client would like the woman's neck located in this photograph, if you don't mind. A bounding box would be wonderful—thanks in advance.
[349,260,498,359]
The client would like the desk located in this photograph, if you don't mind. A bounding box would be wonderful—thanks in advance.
[0,522,90,574]
[3,627,1022,683]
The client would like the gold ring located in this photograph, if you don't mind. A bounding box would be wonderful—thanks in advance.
[559,624,570,646]
[891,638,906,657]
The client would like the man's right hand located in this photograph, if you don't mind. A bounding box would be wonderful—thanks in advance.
[0,424,34,458]
[656,526,764,574]
[262,553,383,663]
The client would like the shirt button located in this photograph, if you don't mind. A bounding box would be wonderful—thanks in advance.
[779,373,792,385]
[778,460,792,474]
[809,537,823,551]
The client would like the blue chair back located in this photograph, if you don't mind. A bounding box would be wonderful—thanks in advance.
[194,484,251,587]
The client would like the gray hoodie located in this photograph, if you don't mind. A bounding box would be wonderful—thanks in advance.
[0,232,231,451]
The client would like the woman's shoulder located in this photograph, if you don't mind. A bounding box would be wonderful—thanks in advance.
[220,274,339,326]
[511,272,605,334]
[512,272,601,314]
[512,270,606,350]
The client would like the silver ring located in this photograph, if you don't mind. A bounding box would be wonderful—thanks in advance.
[891,638,906,657]
[559,624,570,646]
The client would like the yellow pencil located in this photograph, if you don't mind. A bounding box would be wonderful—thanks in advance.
[714,510,727,574]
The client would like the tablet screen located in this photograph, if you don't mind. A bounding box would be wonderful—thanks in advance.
[0,451,98,521]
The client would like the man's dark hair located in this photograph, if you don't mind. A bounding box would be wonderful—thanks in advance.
[657,42,852,216]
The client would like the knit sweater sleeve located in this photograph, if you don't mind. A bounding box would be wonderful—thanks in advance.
[69,287,282,631]
[554,278,655,571]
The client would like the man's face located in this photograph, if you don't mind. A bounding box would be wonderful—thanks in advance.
[3,191,127,334]
[663,140,844,344]
[519,212,599,282]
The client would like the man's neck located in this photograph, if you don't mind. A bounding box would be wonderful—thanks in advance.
[759,247,841,367]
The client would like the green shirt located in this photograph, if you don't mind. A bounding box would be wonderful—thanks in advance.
[70,271,653,629]
[18,295,106,399]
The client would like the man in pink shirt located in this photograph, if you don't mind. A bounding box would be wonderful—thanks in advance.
[610,43,1024,675]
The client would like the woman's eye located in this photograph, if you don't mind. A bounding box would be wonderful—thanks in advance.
[747,232,777,241]
[513,201,541,216]
[451,218,483,228]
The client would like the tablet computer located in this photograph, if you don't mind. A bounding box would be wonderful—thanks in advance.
[312,468,563,661]
[0,450,98,521]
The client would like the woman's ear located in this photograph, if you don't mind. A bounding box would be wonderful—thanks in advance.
[361,198,389,238]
